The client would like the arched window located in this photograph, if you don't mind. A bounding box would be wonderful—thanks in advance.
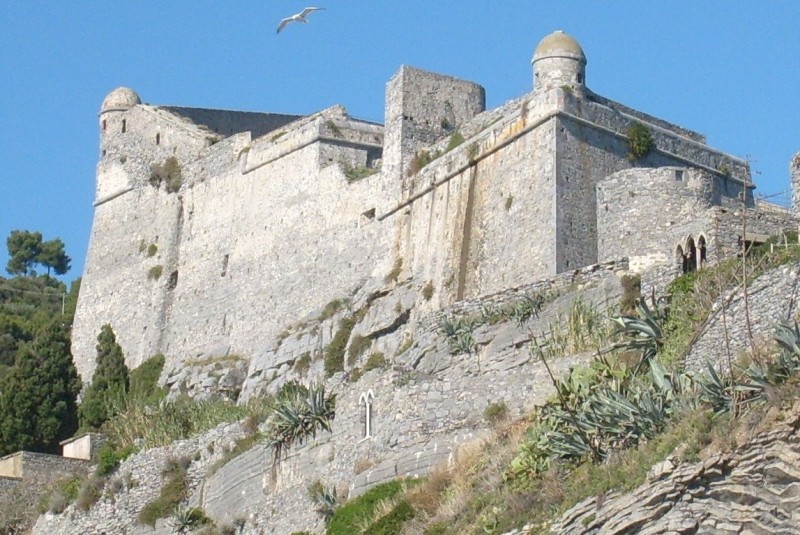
[684,237,697,274]
[697,236,707,268]
[359,390,375,440]
[676,244,685,273]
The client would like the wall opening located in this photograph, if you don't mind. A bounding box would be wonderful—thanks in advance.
[698,235,707,268]
[122,119,127,133]
[676,244,684,273]
[221,254,229,277]
[359,390,375,440]
[683,237,697,274]
[102,119,107,132]
[155,133,160,146]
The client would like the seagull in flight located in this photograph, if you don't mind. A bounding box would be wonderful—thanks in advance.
[277,7,326,33]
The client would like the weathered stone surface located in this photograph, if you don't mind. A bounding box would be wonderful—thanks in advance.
[547,408,800,535]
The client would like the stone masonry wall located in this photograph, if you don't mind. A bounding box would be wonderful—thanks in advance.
[685,260,800,373]
[73,106,390,379]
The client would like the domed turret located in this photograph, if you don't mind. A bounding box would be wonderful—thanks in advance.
[100,87,141,114]
[532,30,587,93]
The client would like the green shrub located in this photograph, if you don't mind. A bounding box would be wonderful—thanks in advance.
[626,123,655,160]
[348,334,371,365]
[445,131,465,152]
[363,352,387,373]
[341,162,379,183]
[407,150,433,176]
[43,477,82,514]
[104,395,268,451]
[129,353,166,403]
[320,297,349,321]
[96,443,138,476]
[149,157,182,193]
[483,402,508,427]
[467,143,479,162]
[422,281,434,301]
[325,317,356,377]
[148,265,163,280]
[76,476,105,511]
[138,456,190,526]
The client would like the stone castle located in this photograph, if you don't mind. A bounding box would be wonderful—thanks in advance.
[71,30,798,380]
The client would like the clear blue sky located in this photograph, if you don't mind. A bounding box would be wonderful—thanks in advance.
[2,1,799,282]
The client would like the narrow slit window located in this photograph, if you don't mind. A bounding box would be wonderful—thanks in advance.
[360,390,375,440]
[221,254,229,277]
[156,133,160,145]
[122,119,127,133]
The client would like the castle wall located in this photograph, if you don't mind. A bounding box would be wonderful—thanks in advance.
[159,142,387,365]
[74,104,390,378]
[71,187,184,378]
[392,91,562,309]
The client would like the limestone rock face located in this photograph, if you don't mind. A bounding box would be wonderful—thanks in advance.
[530,408,800,534]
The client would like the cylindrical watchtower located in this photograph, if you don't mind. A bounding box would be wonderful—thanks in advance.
[99,87,140,157]
[532,30,587,93]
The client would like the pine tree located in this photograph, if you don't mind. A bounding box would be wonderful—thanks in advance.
[0,320,81,455]
[79,324,130,429]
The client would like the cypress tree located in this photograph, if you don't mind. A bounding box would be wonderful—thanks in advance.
[0,320,81,455]
[79,324,130,430]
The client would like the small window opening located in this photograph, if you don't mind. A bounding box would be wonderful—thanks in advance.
[102,149,107,157]
[675,170,684,181]
[360,390,375,440]
[698,236,707,268]
[122,119,127,133]
[682,238,697,274]
[102,120,107,132]
[167,270,178,291]
[221,254,229,277]
[576,73,583,84]
[155,133,160,145]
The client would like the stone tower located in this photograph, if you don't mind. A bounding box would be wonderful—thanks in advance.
[532,30,587,93]
[97,87,141,200]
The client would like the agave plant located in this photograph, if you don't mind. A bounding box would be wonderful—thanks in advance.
[774,320,800,358]
[168,505,210,534]
[267,383,336,462]
[308,481,339,523]
[608,294,668,373]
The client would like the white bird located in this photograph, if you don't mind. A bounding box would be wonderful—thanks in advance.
[276,7,326,33]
